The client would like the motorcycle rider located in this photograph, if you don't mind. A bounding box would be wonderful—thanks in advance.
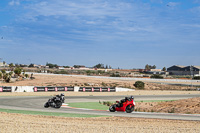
[60,93,65,103]
[52,93,65,103]
[44,93,65,108]
[118,96,134,107]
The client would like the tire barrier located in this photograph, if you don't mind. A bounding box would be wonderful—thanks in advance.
[79,87,116,92]
[0,86,12,92]
[33,86,74,92]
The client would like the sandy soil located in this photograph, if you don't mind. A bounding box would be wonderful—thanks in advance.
[0,112,199,133]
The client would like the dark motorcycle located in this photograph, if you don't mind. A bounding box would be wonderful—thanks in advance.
[44,93,65,108]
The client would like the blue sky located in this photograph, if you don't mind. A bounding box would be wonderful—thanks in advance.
[0,0,200,69]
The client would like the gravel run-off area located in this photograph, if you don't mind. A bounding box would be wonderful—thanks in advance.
[0,112,200,133]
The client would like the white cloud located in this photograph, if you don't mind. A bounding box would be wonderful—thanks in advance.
[8,0,199,47]
[167,2,180,7]
[9,0,20,6]
[191,6,200,14]
[181,24,200,28]
[193,0,200,4]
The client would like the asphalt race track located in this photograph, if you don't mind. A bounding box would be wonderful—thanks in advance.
[0,94,200,121]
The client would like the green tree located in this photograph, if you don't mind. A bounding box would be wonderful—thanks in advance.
[152,65,156,69]
[25,74,29,78]
[14,67,22,76]
[9,63,14,68]
[145,64,156,69]
[3,61,5,67]
[134,81,145,89]
[1,69,6,74]
[15,63,19,67]
[105,65,108,69]
[145,64,150,70]
[162,67,166,71]
[94,63,104,68]
[3,73,11,83]
[9,71,13,76]
[29,63,34,67]
[46,62,58,68]
[0,72,2,79]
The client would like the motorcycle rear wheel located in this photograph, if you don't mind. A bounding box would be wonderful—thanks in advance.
[109,105,116,112]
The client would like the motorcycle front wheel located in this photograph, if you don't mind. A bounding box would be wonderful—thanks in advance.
[44,102,49,108]
[125,105,134,113]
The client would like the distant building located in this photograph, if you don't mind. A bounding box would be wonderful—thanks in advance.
[58,66,65,70]
[0,62,7,67]
[167,65,200,76]
[0,62,3,67]
[143,69,168,75]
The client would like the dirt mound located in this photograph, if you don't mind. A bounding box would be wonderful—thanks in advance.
[152,97,200,114]
[136,97,200,114]
[145,82,192,90]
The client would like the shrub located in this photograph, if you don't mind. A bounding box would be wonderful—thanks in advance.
[168,108,175,113]
[150,74,163,79]
[110,73,121,77]
[0,72,2,79]
[3,73,11,83]
[9,71,13,76]
[134,81,145,89]
[25,74,29,78]
[1,69,6,74]
[193,76,200,80]
[102,101,113,106]
[101,82,107,87]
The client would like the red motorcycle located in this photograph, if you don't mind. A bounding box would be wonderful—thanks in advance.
[109,96,135,113]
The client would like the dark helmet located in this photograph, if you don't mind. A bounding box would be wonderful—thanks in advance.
[61,93,65,96]
[130,95,134,99]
